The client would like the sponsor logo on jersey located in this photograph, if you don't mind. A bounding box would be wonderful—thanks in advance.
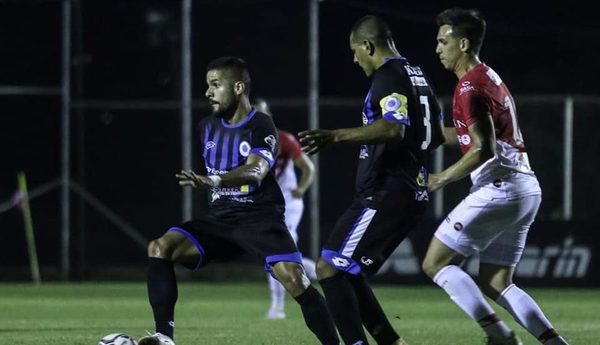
[379,93,408,121]
[458,134,471,145]
[239,141,251,157]
[205,141,216,150]
[264,135,277,150]
[459,81,475,95]
[206,167,227,175]
[331,256,350,268]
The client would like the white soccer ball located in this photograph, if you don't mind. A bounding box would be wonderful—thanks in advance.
[98,333,137,345]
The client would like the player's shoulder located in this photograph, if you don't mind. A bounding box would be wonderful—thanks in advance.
[251,110,276,126]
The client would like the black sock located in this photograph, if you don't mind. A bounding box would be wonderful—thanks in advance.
[294,285,340,345]
[147,257,178,339]
[348,273,399,345]
[319,273,369,345]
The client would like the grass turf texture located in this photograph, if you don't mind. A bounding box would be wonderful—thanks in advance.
[0,282,596,345]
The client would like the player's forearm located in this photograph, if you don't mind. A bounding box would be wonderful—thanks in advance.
[437,146,493,185]
[296,167,314,194]
[220,164,264,187]
[333,119,404,145]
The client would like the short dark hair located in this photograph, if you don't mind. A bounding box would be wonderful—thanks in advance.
[206,56,251,95]
[436,8,486,54]
[350,15,393,47]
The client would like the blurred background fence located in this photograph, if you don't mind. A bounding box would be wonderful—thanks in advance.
[1,0,599,286]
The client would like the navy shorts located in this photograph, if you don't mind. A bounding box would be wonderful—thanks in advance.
[322,187,427,275]
[167,214,302,273]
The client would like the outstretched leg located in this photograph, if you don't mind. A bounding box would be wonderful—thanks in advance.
[422,238,517,343]
[479,263,570,345]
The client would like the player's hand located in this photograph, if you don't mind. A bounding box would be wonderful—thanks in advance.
[298,129,335,155]
[176,170,213,189]
[428,173,444,192]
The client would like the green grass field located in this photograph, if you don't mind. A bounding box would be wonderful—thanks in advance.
[0,282,597,345]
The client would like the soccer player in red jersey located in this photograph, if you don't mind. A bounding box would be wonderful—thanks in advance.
[422,8,570,345]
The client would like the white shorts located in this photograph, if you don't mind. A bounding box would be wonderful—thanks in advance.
[434,190,541,267]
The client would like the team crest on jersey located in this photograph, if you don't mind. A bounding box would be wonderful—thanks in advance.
[458,134,471,145]
[239,141,251,157]
[379,93,408,121]
[264,135,277,150]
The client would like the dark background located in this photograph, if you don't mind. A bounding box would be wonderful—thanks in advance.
[1,0,599,281]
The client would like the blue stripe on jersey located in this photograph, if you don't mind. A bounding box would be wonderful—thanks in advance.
[203,122,212,157]
[364,89,374,123]
[231,132,240,168]
[209,129,221,169]
[219,132,231,171]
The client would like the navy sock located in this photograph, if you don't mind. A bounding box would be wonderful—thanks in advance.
[147,257,177,339]
[294,285,340,345]
[348,273,399,345]
[319,273,369,345]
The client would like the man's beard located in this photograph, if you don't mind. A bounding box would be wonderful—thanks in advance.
[212,102,236,119]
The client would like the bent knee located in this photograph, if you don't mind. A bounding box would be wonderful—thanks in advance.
[422,258,443,279]
[147,237,172,259]
[316,258,337,280]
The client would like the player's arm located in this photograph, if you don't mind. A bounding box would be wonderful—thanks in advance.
[176,154,270,189]
[429,98,496,192]
[299,119,404,155]
[442,127,459,146]
[291,153,315,197]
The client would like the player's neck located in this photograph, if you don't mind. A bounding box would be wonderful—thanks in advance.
[225,100,252,125]
[454,55,481,79]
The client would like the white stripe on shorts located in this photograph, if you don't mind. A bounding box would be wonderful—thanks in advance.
[341,208,377,258]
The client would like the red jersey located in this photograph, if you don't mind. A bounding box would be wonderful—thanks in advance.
[453,63,525,154]
[274,129,302,192]
[452,64,540,197]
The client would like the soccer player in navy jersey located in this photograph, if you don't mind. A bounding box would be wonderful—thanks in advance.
[299,15,444,345]
[421,8,569,345]
[138,57,339,345]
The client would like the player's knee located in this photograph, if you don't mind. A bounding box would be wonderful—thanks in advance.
[147,237,173,259]
[421,257,441,279]
[316,257,337,280]
[277,266,308,296]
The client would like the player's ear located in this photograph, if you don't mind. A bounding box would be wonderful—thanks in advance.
[364,40,375,56]
[234,81,246,96]
[459,37,470,53]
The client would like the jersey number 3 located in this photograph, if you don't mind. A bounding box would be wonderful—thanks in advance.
[420,95,432,150]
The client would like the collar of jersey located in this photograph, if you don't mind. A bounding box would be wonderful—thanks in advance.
[221,107,257,128]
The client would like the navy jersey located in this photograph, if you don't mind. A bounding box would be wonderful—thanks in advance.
[198,108,285,219]
[357,57,443,202]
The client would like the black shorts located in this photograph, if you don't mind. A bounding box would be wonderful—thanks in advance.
[167,214,302,273]
[322,187,427,275]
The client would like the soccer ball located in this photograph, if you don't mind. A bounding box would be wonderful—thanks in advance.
[98,333,137,345]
